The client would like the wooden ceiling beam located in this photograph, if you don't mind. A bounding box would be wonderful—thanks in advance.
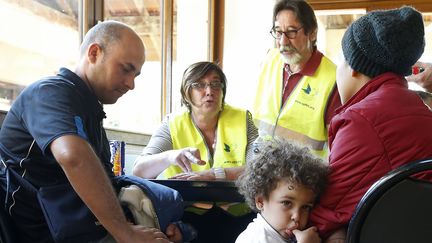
[308,0,432,12]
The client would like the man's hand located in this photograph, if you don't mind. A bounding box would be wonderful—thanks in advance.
[165,223,182,243]
[118,225,171,243]
[406,61,432,93]
[51,135,171,243]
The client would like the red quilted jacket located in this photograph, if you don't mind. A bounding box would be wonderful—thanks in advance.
[310,72,432,238]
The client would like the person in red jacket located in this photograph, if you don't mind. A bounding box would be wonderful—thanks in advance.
[309,6,432,242]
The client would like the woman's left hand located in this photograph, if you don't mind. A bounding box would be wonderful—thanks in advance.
[169,170,216,180]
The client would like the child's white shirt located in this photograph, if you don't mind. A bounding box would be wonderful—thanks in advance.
[235,213,290,243]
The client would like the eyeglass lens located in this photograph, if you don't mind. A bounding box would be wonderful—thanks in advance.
[270,27,301,39]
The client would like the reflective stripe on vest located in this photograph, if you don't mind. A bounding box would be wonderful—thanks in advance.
[165,104,247,178]
[253,48,336,157]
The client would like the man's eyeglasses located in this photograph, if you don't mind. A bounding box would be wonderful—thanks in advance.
[270,27,303,40]
[191,82,224,90]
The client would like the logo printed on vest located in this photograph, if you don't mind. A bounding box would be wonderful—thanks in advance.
[224,143,231,152]
[302,84,311,94]
[296,83,317,110]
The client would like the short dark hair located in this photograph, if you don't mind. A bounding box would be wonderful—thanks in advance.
[180,61,227,111]
[236,138,329,212]
[273,0,318,45]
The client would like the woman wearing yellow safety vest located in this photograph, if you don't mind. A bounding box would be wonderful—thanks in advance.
[132,61,258,243]
[133,61,258,180]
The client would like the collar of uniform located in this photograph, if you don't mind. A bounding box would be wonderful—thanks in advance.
[302,48,323,76]
[57,67,106,120]
[57,67,93,97]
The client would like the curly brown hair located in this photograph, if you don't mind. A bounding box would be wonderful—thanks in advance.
[236,138,329,212]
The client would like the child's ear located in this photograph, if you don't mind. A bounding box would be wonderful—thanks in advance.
[255,195,264,211]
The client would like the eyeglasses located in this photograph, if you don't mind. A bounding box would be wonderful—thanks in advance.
[270,26,303,40]
[191,82,224,90]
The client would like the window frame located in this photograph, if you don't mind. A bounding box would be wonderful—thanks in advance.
[86,0,222,148]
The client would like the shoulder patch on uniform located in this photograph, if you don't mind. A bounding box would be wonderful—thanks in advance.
[74,116,88,140]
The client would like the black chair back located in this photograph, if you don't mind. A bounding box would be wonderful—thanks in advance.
[346,158,432,243]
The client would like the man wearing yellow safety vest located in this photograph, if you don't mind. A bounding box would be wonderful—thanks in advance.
[253,0,341,158]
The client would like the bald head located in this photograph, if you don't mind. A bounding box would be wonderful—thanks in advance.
[79,20,142,58]
[76,20,145,104]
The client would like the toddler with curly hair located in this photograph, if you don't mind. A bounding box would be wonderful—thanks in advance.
[236,138,328,243]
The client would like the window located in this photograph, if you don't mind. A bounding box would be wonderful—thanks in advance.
[222,0,274,111]
[2,0,430,136]
[103,0,210,134]
[223,2,432,111]
[103,0,163,134]
[315,9,366,64]
[0,0,79,110]
[315,10,432,91]
[172,0,210,112]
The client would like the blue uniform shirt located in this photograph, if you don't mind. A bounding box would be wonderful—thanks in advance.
[0,68,112,242]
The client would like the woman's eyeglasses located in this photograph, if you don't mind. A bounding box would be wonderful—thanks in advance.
[191,82,224,90]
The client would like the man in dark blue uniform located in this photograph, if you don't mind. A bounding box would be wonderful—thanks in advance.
[0,20,171,243]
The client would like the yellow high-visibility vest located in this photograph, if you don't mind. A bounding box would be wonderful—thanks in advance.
[253,48,336,158]
[164,104,247,178]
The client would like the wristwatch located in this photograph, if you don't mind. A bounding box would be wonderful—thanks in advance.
[213,167,226,180]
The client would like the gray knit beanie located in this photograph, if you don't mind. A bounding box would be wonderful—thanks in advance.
[342,6,425,77]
